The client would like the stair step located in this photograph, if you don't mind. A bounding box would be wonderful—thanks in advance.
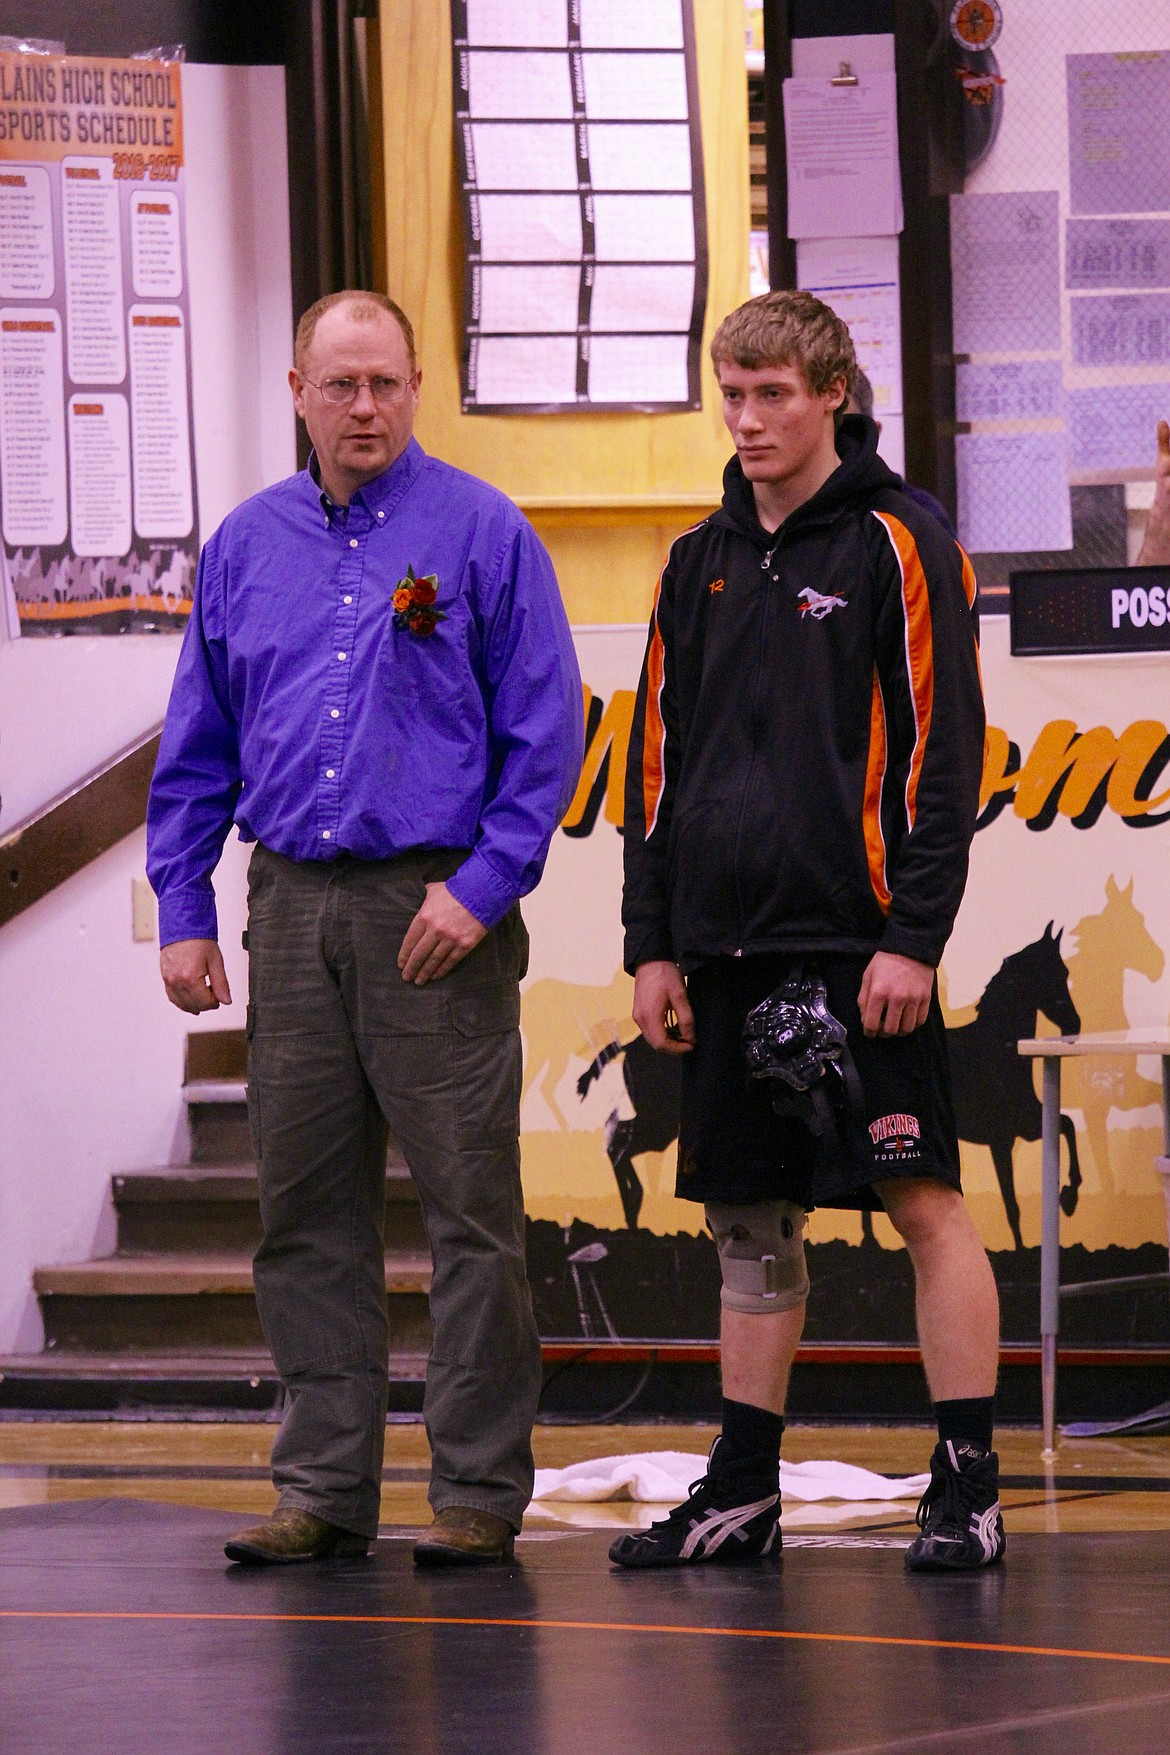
[0,1350,428,1381]
[185,1029,247,1083]
[113,1164,417,1202]
[183,1081,411,1171]
[183,1078,248,1104]
[111,1165,425,1253]
[34,1251,433,1354]
[35,1252,432,1297]
[0,1348,430,1414]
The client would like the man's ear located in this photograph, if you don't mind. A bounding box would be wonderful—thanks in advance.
[824,375,847,414]
[288,367,307,421]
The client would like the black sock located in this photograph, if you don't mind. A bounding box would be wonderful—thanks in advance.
[720,1397,784,1470]
[935,1396,995,1453]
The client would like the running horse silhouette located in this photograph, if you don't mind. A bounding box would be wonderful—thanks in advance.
[576,1035,682,1229]
[947,924,1082,1251]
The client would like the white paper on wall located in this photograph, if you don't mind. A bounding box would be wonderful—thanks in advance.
[955,361,1065,424]
[1069,382,1170,475]
[950,191,1062,355]
[797,235,902,416]
[783,73,902,241]
[67,392,131,558]
[956,432,1073,553]
[0,308,68,549]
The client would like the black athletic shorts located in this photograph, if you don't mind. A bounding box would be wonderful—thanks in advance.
[675,952,961,1211]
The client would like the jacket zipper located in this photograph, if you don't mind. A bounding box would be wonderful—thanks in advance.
[731,536,780,954]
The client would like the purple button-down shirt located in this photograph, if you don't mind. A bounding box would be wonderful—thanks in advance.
[147,439,583,947]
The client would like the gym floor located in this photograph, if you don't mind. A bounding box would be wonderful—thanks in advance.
[4,1420,1170,1752]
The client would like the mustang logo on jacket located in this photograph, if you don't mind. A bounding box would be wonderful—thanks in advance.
[797,586,849,620]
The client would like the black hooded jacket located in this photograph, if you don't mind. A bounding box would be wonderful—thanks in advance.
[622,416,985,975]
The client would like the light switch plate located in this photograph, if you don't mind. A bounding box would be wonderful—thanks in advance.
[131,877,157,942]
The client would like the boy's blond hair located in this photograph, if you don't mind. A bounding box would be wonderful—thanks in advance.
[710,290,855,399]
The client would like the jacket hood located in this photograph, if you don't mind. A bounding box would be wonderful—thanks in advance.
[717,413,903,548]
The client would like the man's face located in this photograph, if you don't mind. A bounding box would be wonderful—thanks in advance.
[289,304,420,496]
[716,359,844,486]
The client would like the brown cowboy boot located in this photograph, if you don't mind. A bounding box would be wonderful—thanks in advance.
[413,1506,516,1567]
[224,1507,371,1565]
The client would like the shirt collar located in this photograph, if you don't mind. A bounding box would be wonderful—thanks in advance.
[306,438,425,521]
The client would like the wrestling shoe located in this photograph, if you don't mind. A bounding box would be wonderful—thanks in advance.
[608,1438,780,1569]
[905,1440,1006,1572]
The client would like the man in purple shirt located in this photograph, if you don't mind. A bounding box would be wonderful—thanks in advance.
[148,291,583,1567]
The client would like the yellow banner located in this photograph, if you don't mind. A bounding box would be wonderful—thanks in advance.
[0,53,182,169]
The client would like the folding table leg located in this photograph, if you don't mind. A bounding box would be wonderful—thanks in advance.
[1040,1055,1062,1459]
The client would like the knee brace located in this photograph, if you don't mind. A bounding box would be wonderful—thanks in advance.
[705,1200,809,1315]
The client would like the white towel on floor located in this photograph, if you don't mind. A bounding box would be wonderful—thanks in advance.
[531,1452,929,1504]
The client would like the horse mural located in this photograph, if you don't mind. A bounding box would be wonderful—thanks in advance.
[1064,877,1165,1197]
[947,924,1082,1250]
[520,970,634,1132]
[576,1034,682,1230]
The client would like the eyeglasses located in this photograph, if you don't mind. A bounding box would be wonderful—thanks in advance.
[302,373,416,406]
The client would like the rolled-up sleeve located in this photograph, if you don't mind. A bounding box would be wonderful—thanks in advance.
[146,534,243,947]
[445,521,584,929]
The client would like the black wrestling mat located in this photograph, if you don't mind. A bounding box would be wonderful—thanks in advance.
[3,1501,1170,1754]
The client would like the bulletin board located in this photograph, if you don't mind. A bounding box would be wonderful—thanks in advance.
[946,3,1170,600]
[450,0,709,413]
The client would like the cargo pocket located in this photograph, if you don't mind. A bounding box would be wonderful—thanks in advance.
[451,984,523,1150]
[245,1004,261,1161]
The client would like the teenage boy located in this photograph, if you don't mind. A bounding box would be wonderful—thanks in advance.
[615,291,1002,1574]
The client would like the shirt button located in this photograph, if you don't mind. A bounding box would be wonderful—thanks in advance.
[322,830,331,839]
[330,709,340,719]
[377,510,385,519]
[326,768,335,778]
[338,652,346,661]
[349,538,358,549]
[343,595,352,604]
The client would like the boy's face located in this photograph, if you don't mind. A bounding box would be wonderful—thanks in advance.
[716,358,845,487]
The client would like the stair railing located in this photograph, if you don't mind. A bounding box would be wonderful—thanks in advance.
[0,727,162,929]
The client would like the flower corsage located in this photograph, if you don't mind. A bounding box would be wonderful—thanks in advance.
[392,566,446,638]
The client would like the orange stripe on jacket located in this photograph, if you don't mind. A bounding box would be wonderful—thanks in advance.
[639,519,708,841]
[642,575,668,838]
[864,668,891,912]
[955,540,986,704]
[872,512,934,833]
[957,543,978,610]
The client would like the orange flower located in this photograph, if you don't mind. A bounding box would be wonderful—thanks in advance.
[393,586,413,611]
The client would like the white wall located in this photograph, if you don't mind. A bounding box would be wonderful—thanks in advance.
[0,63,297,1353]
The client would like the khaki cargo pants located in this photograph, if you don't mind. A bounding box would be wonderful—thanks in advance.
[245,844,541,1538]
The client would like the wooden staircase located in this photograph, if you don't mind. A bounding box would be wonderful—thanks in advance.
[0,1031,433,1414]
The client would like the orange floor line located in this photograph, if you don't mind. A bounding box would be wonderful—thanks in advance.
[3,1609,1170,1668]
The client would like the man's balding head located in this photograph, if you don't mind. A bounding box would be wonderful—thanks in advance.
[294,291,417,375]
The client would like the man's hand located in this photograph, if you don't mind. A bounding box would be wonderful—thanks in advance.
[1137,418,1170,566]
[858,951,934,1039]
[398,881,487,985]
[632,960,695,1054]
[160,938,232,1014]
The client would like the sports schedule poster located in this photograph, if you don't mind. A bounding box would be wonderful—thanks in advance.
[0,51,198,634]
[451,0,709,413]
